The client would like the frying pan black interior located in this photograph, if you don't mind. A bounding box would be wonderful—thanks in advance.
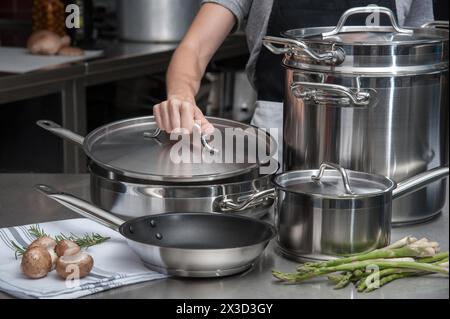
[120,213,275,249]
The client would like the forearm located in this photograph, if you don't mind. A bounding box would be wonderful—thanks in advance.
[166,43,206,102]
[165,3,235,101]
[154,3,235,133]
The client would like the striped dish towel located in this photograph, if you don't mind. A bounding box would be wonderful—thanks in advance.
[0,218,167,299]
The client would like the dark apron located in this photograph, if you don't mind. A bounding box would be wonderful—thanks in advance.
[254,0,398,102]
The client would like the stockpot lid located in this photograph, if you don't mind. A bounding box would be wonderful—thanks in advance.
[83,116,277,183]
[283,26,448,46]
[273,162,396,199]
[263,7,449,74]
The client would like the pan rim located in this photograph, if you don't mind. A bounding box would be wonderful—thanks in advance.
[118,212,277,250]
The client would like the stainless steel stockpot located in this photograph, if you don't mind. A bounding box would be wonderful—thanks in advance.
[37,116,278,218]
[117,0,201,42]
[263,7,449,225]
[272,162,449,262]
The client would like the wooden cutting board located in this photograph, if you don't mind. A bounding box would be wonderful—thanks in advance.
[0,47,103,74]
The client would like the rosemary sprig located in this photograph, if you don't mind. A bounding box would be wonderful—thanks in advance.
[54,232,110,248]
[28,224,48,239]
[11,241,27,259]
[10,225,110,259]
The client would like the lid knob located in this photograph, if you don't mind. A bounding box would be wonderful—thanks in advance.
[311,162,355,195]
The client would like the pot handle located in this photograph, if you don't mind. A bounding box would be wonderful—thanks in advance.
[311,162,355,195]
[291,82,373,107]
[35,184,125,232]
[37,120,85,146]
[143,123,219,154]
[322,6,413,37]
[262,36,346,65]
[218,188,277,212]
[392,167,449,199]
[421,21,449,29]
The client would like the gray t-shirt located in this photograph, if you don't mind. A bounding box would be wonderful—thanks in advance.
[201,0,435,86]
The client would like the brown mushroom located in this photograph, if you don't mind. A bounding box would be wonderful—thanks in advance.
[55,240,81,257]
[27,30,84,56]
[28,236,57,250]
[21,246,52,279]
[28,236,58,270]
[56,252,94,280]
[27,30,65,55]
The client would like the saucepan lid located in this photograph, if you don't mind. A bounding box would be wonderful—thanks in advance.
[273,162,396,198]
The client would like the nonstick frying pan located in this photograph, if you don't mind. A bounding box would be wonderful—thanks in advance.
[35,185,276,278]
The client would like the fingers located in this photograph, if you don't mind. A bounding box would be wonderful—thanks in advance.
[169,100,181,132]
[180,102,195,133]
[194,106,215,134]
[160,101,172,133]
[153,98,213,134]
[153,104,163,131]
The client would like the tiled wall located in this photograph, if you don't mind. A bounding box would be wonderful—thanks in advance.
[0,0,33,46]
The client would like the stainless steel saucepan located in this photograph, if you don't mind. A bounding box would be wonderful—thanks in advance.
[35,184,276,278]
[272,163,449,262]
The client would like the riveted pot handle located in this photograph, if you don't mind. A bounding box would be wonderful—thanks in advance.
[291,82,374,107]
[312,162,355,195]
[421,21,449,29]
[37,120,85,146]
[262,36,345,65]
[322,6,413,37]
[219,188,277,212]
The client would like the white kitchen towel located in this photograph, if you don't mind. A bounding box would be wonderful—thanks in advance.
[0,218,167,299]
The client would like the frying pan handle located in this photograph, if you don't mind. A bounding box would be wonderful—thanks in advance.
[393,167,449,199]
[37,120,85,146]
[35,184,125,231]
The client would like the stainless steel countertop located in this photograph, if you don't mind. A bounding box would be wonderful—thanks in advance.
[0,174,448,299]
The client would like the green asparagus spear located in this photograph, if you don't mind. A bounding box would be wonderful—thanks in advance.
[274,260,448,283]
[333,272,353,289]
[297,246,440,271]
[360,257,449,292]
[364,273,418,293]
[416,252,449,264]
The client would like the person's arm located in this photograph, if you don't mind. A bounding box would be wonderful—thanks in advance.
[153,3,236,133]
